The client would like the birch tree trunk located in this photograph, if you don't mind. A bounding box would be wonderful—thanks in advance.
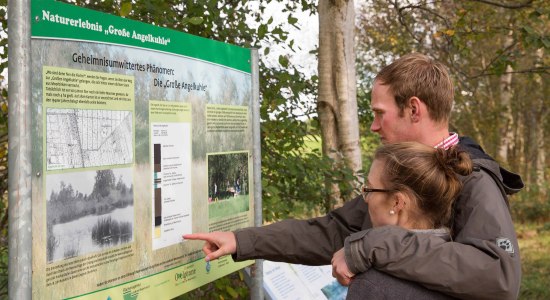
[498,32,514,162]
[318,0,362,210]
[534,48,547,199]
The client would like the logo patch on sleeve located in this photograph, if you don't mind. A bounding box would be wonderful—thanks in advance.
[496,237,514,254]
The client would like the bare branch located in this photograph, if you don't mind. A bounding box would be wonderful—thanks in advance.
[467,0,533,9]
[475,41,518,78]
[392,1,454,46]
[470,66,550,78]
[391,1,423,44]
[397,4,451,27]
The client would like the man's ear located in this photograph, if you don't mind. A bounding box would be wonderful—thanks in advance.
[408,97,422,122]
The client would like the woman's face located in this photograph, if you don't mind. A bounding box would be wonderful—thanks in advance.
[364,159,396,227]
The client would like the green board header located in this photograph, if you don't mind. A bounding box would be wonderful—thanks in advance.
[31,1,252,73]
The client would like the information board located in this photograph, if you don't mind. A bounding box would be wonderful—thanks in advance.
[30,1,255,299]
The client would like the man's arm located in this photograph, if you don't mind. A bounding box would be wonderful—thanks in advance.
[344,170,521,300]
[232,195,371,265]
[183,232,237,261]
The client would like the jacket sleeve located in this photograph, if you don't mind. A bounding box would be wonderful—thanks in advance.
[232,195,371,265]
[344,170,521,300]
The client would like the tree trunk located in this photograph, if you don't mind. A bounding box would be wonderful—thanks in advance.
[318,0,362,210]
[497,32,514,163]
[534,48,547,200]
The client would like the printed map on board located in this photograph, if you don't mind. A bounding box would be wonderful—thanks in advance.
[46,108,133,170]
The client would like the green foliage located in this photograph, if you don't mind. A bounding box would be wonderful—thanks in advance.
[174,270,249,300]
[119,1,132,17]
[259,64,346,218]
[512,184,550,223]
[262,149,358,219]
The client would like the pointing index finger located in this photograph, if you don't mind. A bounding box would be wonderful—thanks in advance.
[182,233,211,241]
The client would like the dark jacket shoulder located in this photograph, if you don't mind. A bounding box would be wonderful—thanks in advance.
[458,136,524,195]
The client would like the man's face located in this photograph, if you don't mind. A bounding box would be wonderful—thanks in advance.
[370,81,414,144]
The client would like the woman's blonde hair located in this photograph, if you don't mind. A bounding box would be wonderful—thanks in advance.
[374,142,472,228]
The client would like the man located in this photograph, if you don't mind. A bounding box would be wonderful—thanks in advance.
[184,54,523,299]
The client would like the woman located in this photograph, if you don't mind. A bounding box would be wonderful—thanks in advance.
[339,141,472,299]
[362,141,470,232]
[184,142,472,299]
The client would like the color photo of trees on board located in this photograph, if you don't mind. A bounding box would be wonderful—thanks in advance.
[207,152,249,220]
[46,168,134,262]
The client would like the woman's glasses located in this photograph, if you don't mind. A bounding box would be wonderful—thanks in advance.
[361,185,394,199]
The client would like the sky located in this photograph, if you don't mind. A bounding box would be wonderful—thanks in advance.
[256,1,320,77]
[252,1,368,119]
[46,168,133,199]
[257,0,367,77]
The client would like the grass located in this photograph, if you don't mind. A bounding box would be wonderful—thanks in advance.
[46,222,60,262]
[63,244,80,259]
[517,222,550,300]
[91,216,133,246]
[303,133,380,172]
[303,135,322,153]
[208,194,249,220]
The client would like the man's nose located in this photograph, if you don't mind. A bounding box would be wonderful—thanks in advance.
[370,118,380,132]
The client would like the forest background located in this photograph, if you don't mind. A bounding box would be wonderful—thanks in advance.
[0,0,549,299]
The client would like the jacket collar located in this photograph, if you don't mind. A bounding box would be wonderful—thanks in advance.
[458,136,524,195]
